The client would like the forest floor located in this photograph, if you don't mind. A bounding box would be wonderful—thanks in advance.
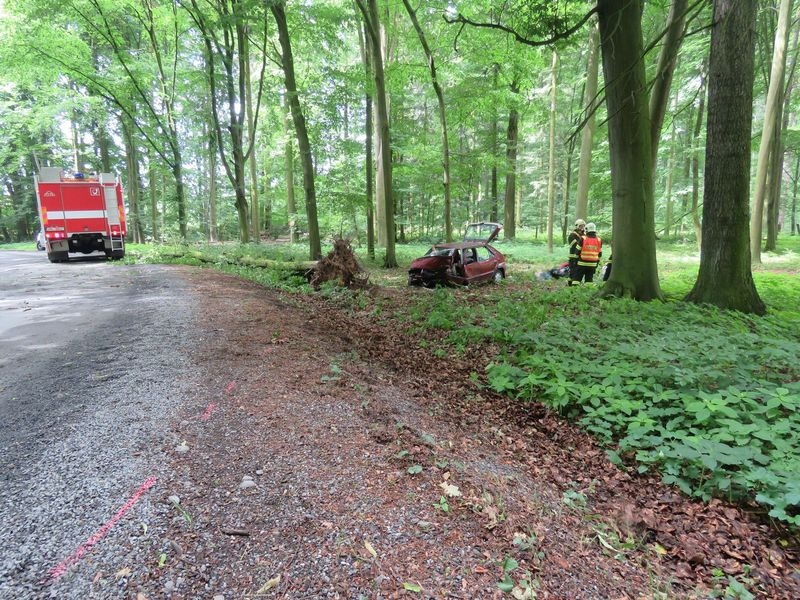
[149,267,800,600]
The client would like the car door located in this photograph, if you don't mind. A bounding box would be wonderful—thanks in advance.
[461,246,491,282]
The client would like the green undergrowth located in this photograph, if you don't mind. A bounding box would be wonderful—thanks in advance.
[414,283,800,529]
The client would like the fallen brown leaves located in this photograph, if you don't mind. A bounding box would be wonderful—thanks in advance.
[149,270,798,600]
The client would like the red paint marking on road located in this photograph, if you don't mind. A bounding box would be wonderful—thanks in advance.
[201,402,217,420]
[45,476,157,584]
[224,381,236,394]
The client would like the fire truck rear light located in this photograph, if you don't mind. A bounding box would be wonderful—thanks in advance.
[46,231,67,240]
[110,225,121,236]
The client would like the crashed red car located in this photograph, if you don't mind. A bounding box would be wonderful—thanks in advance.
[407,222,506,288]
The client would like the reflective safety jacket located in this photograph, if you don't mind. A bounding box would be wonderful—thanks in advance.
[577,234,602,266]
[568,229,583,260]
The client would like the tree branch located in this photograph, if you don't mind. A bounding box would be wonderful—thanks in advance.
[443,7,598,47]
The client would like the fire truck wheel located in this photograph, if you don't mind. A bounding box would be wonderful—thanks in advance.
[47,251,69,263]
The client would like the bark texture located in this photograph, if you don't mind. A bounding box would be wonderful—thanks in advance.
[503,81,520,240]
[750,0,793,260]
[402,0,452,242]
[272,2,322,260]
[575,23,599,223]
[597,0,663,301]
[649,0,687,167]
[685,0,765,315]
[356,0,396,267]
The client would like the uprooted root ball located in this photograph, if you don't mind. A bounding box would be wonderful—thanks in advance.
[307,238,369,290]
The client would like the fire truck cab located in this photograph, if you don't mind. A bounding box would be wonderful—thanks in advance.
[34,167,126,263]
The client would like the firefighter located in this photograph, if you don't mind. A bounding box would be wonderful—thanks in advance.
[571,222,602,284]
[567,219,586,285]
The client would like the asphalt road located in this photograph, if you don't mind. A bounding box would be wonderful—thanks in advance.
[0,250,199,599]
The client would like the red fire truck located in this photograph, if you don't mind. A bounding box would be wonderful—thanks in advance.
[34,167,126,262]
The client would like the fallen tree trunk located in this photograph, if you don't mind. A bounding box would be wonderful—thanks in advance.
[238,255,317,273]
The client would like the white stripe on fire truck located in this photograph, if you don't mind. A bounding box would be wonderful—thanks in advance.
[45,210,108,219]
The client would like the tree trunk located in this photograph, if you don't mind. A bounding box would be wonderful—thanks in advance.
[750,0,792,262]
[228,109,249,244]
[233,19,250,244]
[121,118,143,243]
[650,0,688,167]
[597,0,663,300]
[766,116,784,251]
[262,152,272,234]
[149,159,159,242]
[272,3,322,260]
[244,28,260,243]
[283,93,297,244]
[357,21,376,259]
[503,80,520,240]
[96,120,111,173]
[783,23,800,236]
[767,0,797,251]
[792,154,800,235]
[663,93,679,237]
[685,0,765,315]
[160,172,167,240]
[356,0,395,267]
[490,64,500,223]
[365,85,375,260]
[402,0,452,242]
[561,150,574,244]
[546,50,558,254]
[575,22,599,222]
[69,115,81,173]
[664,131,674,238]
[206,116,219,243]
[690,65,707,247]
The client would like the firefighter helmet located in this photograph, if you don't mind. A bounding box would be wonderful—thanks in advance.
[574,219,586,228]
[586,222,597,233]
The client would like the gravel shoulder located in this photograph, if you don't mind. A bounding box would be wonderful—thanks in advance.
[0,263,200,600]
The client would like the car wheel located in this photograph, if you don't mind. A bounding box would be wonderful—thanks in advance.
[492,269,504,283]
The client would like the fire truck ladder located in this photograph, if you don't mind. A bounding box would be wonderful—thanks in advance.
[100,174,125,257]
[109,229,124,253]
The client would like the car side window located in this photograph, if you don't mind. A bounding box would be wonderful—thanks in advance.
[476,247,492,262]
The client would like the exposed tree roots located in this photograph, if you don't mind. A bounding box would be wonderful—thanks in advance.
[307,238,370,290]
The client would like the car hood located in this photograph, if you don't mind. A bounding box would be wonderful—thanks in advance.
[409,255,449,270]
